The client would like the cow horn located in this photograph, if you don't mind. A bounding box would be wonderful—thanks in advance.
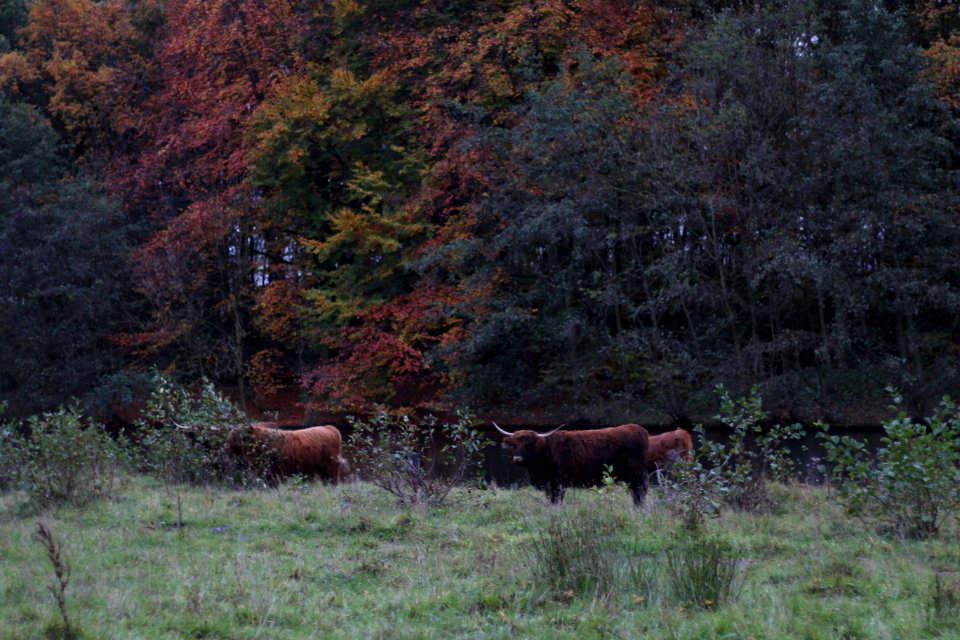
[171,419,220,432]
[491,422,514,437]
[537,424,566,438]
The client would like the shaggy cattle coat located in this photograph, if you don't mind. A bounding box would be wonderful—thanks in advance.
[225,422,345,483]
[646,428,693,467]
[500,423,650,506]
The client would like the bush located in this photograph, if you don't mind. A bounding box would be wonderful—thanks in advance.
[661,386,804,526]
[347,410,487,506]
[665,534,744,609]
[658,455,725,531]
[133,373,250,487]
[819,391,960,539]
[5,405,129,506]
[132,374,263,526]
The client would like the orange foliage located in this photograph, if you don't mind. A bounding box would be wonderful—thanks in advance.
[926,35,960,111]
[0,0,149,153]
[247,348,289,397]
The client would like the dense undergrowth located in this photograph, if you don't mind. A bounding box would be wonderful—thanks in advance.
[1,478,958,640]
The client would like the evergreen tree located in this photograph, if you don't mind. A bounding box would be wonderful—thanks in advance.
[0,100,135,414]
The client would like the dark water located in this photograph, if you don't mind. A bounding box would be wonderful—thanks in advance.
[480,426,883,487]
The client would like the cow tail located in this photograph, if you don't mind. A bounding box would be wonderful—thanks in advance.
[337,455,350,480]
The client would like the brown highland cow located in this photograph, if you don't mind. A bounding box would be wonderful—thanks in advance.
[225,422,346,483]
[646,428,693,468]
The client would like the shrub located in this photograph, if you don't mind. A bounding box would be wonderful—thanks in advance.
[658,454,724,531]
[133,373,249,487]
[5,406,129,506]
[660,386,804,526]
[819,391,960,539]
[665,534,744,609]
[347,410,487,506]
[132,374,262,525]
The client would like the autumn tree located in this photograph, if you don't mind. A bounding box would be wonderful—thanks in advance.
[108,0,311,406]
[247,0,677,412]
[0,0,151,157]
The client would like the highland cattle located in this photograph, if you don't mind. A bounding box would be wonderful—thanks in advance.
[647,428,693,467]
[493,422,650,506]
[224,422,346,483]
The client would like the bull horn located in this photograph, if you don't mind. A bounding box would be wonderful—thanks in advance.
[491,422,514,437]
[537,424,566,438]
[171,419,220,432]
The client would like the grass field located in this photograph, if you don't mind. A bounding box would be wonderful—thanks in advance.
[2,478,959,639]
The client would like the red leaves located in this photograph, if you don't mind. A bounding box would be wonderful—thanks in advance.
[102,0,312,378]
[110,0,307,220]
[304,285,477,411]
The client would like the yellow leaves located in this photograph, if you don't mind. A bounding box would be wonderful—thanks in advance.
[248,64,399,172]
[0,52,37,93]
[7,0,144,148]
[258,72,333,132]
[329,66,399,119]
[304,206,402,260]
[302,288,360,325]
[286,146,306,167]
[925,35,960,111]
[483,68,516,100]
[247,72,333,176]
[330,0,364,26]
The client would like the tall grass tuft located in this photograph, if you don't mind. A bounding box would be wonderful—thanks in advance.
[34,522,79,639]
[666,534,744,609]
[527,513,620,598]
[929,572,960,629]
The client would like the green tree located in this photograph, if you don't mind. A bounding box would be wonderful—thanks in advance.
[0,100,135,414]
[0,0,26,52]
[647,0,959,413]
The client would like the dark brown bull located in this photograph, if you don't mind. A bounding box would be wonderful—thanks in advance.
[224,422,346,483]
[493,422,650,506]
[647,428,693,467]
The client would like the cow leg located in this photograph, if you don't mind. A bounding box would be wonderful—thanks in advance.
[547,481,565,504]
[629,470,648,507]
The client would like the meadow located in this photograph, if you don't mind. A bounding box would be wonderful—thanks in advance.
[2,477,958,639]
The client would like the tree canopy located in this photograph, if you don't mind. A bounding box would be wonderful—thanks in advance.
[1,0,958,421]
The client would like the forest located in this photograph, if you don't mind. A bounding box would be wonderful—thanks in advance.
[2,0,960,425]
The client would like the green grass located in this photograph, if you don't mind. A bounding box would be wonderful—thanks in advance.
[1,478,958,639]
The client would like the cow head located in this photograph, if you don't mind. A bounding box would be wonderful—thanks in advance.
[224,426,248,456]
[492,423,564,466]
[224,424,264,457]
